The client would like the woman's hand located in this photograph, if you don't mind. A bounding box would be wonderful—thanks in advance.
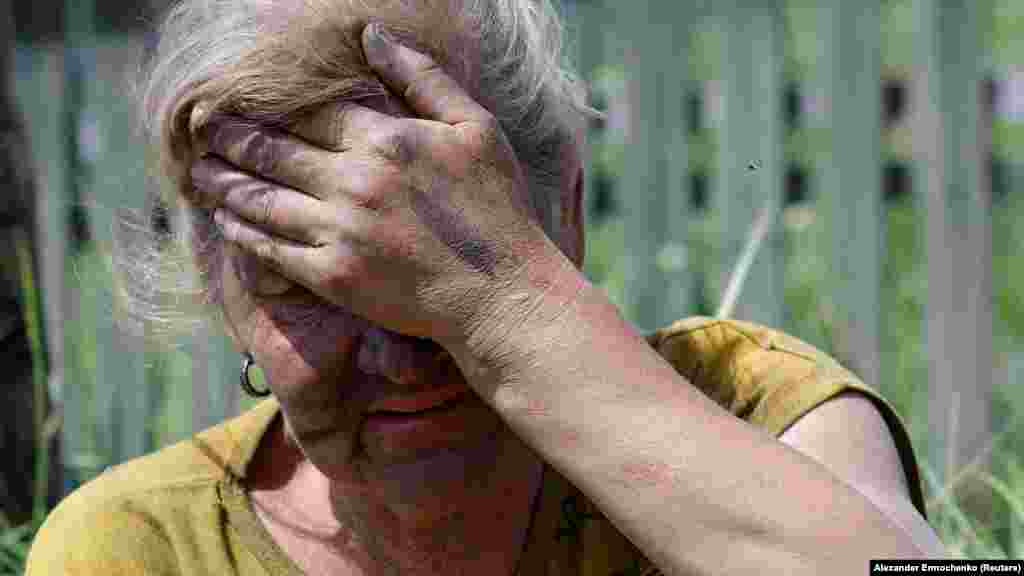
[189,24,572,350]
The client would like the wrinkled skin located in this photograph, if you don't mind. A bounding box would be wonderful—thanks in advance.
[190,25,585,573]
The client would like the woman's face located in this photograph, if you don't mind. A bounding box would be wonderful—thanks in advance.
[198,94,584,482]
[201,93,501,481]
[218,239,506,478]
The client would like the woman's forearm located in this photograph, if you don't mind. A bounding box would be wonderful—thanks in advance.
[449,257,922,575]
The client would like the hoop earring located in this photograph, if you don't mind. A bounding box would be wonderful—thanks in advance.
[240,352,271,398]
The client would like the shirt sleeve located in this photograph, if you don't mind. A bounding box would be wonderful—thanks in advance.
[24,489,179,576]
[645,316,928,521]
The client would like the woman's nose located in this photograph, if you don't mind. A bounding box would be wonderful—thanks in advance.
[357,326,448,386]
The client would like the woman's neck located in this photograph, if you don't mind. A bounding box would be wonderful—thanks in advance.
[248,415,545,575]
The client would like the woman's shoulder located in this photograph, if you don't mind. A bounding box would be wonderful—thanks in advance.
[645,316,887,434]
[24,472,183,575]
[24,399,281,575]
[645,316,928,518]
[52,397,277,507]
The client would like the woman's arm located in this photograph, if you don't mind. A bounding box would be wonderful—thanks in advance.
[445,250,945,574]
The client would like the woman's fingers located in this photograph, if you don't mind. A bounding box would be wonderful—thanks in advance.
[200,116,337,200]
[362,23,493,128]
[214,208,313,272]
[214,207,355,296]
[191,156,332,246]
[197,107,423,207]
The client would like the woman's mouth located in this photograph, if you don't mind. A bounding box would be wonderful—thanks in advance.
[364,383,471,414]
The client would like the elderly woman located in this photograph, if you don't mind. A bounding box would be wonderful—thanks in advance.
[27,0,945,574]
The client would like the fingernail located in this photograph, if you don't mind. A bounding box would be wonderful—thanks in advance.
[364,22,397,59]
[190,103,212,158]
[371,22,398,44]
[190,102,209,131]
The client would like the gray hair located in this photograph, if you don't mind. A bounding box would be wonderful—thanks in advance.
[118,0,591,340]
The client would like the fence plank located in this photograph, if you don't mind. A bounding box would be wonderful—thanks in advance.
[813,0,883,390]
[14,45,83,496]
[617,0,696,332]
[712,0,786,329]
[88,36,153,463]
[912,0,993,486]
[563,0,604,227]
[662,2,698,325]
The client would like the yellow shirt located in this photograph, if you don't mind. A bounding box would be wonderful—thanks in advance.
[25,317,927,576]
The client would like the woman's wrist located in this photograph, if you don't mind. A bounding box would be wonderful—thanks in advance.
[444,235,590,393]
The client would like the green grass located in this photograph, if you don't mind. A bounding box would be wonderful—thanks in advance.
[0,516,44,575]
[786,190,1024,559]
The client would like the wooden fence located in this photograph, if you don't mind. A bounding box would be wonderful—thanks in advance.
[570,0,1008,499]
[11,0,1019,505]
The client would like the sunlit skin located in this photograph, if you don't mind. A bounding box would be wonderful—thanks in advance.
[190,23,946,576]
[194,89,577,574]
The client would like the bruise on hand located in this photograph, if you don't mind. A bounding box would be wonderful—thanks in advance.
[409,180,500,279]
